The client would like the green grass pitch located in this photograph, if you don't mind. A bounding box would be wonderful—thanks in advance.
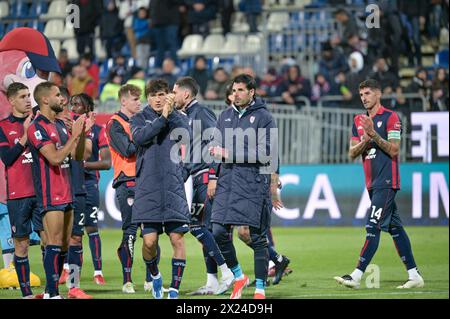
[0,226,448,299]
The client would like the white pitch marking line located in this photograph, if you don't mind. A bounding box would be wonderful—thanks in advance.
[288,291,449,298]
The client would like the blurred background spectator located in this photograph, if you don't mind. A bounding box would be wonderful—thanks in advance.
[205,67,230,100]
[187,55,210,97]
[100,0,125,60]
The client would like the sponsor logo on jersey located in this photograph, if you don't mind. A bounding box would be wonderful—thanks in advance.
[225,118,232,122]
[22,152,33,164]
[9,131,17,135]
[365,148,377,160]
[61,156,70,169]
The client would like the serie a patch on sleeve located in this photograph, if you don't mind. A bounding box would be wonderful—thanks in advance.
[388,130,401,140]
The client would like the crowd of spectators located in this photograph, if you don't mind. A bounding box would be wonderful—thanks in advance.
[53,0,448,112]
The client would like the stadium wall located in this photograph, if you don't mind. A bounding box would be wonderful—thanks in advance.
[96,163,449,228]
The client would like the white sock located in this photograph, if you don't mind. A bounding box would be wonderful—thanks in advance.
[255,288,265,295]
[206,273,219,289]
[2,253,13,268]
[407,267,420,279]
[268,260,275,269]
[94,270,103,276]
[219,264,233,279]
[276,255,283,263]
[68,264,80,289]
[63,263,69,271]
[350,269,364,282]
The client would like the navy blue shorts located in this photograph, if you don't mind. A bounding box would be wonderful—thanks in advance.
[40,203,73,215]
[72,195,87,236]
[85,181,100,228]
[141,222,190,236]
[366,188,403,232]
[7,197,43,238]
[116,182,138,237]
[190,173,213,228]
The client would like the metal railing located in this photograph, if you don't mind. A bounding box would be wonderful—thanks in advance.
[96,93,423,164]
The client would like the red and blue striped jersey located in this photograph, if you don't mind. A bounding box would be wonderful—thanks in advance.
[27,115,72,209]
[85,123,108,183]
[352,106,402,190]
[0,115,35,199]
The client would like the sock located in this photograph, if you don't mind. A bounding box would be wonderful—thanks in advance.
[88,232,103,272]
[44,245,61,297]
[192,226,227,267]
[231,264,244,280]
[219,263,233,280]
[117,240,134,284]
[59,251,67,276]
[268,245,280,263]
[145,246,161,282]
[267,228,275,247]
[206,273,219,289]
[14,255,32,297]
[407,267,420,279]
[350,268,364,282]
[203,246,219,274]
[254,244,269,285]
[390,227,417,271]
[356,225,381,272]
[255,278,265,290]
[145,262,153,282]
[144,256,159,277]
[94,270,103,276]
[268,260,275,269]
[170,258,186,290]
[68,245,83,289]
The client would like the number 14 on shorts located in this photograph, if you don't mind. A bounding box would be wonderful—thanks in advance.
[369,206,383,224]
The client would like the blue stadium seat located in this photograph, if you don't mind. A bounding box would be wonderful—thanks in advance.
[29,0,49,18]
[99,58,114,80]
[7,0,29,19]
[435,49,449,69]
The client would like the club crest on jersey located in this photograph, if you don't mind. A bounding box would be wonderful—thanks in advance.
[62,128,67,135]
[14,138,19,145]
[250,116,255,124]
[189,119,192,126]
[377,121,382,128]
[34,130,42,140]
